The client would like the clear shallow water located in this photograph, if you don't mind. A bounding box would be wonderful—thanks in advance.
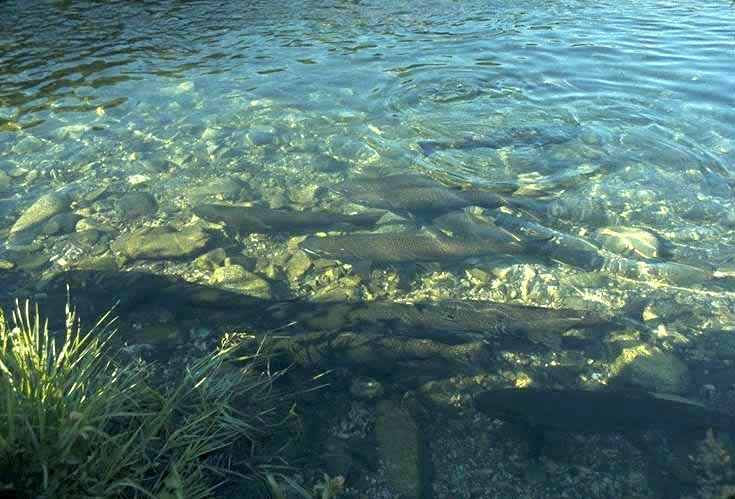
[1,1,733,174]
[1,0,733,234]
[1,0,735,497]
[0,0,733,281]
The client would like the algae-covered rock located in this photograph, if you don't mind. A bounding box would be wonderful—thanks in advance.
[418,375,500,412]
[115,192,158,221]
[210,264,272,299]
[642,299,682,322]
[594,226,661,259]
[288,183,322,206]
[76,218,114,233]
[10,191,71,235]
[268,191,289,210]
[13,251,49,271]
[126,174,150,187]
[72,253,119,271]
[610,345,690,394]
[311,274,361,301]
[286,251,312,281]
[188,177,247,201]
[375,400,426,499]
[112,226,209,261]
[41,213,81,236]
[465,267,493,285]
[193,248,227,271]
[211,264,249,284]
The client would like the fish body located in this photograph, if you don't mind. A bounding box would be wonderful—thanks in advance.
[432,211,521,242]
[506,196,621,228]
[300,227,523,264]
[344,185,501,214]
[36,270,617,347]
[291,299,615,343]
[492,212,605,271]
[418,125,580,156]
[193,204,381,234]
[337,174,440,190]
[335,175,507,215]
[475,388,733,435]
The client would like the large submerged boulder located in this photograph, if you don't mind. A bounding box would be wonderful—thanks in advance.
[112,226,209,261]
[10,191,72,239]
[610,345,690,394]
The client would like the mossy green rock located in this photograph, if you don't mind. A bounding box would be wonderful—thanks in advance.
[72,253,119,271]
[312,275,361,301]
[188,177,246,201]
[76,218,114,233]
[41,213,81,236]
[211,264,250,284]
[375,400,426,499]
[13,251,49,271]
[594,226,661,259]
[288,183,322,205]
[610,345,690,394]
[465,267,493,284]
[193,248,227,271]
[115,192,158,220]
[112,226,209,261]
[11,191,71,235]
[210,264,272,299]
[286,251,312,281]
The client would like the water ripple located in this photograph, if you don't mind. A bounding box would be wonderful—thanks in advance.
[0,0,732,215]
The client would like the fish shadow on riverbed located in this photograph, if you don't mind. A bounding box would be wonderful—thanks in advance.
[473,387,735,497]
[6,268,712,495]
[7,269,631,366]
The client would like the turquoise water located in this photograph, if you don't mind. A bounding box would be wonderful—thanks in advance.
[1,1,733,190]
[1,0,735,497]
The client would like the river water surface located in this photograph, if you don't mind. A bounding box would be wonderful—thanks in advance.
[1,0,735,497]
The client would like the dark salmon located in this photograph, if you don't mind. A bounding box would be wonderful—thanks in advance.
[418,125,580,156]
[193,204,382,234]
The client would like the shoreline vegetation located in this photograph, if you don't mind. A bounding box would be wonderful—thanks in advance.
[0,297,337,499]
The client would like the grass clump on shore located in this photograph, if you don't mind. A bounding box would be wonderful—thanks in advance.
[0,297,291,498]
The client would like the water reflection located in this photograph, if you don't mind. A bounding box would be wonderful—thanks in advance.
[1,0,735,496]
